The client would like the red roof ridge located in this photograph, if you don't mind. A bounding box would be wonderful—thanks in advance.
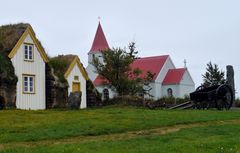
[168,68,187,71]
[135,55,169,60]
[89,22,109,53]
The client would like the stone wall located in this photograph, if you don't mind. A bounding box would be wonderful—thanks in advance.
[46,64,68,108]
[0,54,17,109]
[0,83,16,109]
[86,80,102,107]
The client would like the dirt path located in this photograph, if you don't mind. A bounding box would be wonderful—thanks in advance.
[1,119,240,150]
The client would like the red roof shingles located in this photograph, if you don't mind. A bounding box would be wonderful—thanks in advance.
[90,22,109,53]
[162,68,186,85]
[131,55,169,80]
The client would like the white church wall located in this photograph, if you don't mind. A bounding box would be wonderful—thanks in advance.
[86,52,103,81]
[179,84,195,98]
[162,85,179,98]
[152,82,162,100]
[154,57,175,98]
[143,82,155,100]
[179,70,195,98]
[96,85,117,100]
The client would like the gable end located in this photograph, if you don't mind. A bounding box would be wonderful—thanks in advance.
[64,57,89,80]
[8,26,48,63]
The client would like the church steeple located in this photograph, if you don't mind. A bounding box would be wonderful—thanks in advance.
[89,22,109,53]
[87,21,109,81]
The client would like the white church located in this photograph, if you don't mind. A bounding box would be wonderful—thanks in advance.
[86,22,195,100]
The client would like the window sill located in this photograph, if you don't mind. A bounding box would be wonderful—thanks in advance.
[23,92,36,95]
[24,59,34,62]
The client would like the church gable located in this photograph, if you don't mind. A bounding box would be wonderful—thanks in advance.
[163,68,187,85]
[179,69,195,86]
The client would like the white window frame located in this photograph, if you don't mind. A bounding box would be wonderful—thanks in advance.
[24,43,34,61]
[23,75,35,94]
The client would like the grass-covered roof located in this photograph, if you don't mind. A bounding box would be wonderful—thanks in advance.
[49,55,76,83]
[0,23,29,55]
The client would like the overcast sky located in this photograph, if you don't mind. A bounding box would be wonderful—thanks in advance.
[1,0,240,97]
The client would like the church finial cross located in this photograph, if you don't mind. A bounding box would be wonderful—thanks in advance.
[184,59,187,68]
[98,16,101,22]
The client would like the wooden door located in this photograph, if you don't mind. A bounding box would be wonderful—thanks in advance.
[72,82,81,92]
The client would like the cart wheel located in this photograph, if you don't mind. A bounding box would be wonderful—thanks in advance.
[216,85,233,110]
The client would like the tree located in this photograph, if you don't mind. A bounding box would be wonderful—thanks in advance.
[202,62,225,87]
[92,42,154,96]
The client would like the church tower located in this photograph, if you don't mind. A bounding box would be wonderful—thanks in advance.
[86,22,109,81]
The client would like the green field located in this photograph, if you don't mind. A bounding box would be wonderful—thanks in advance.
[0,107,240,153]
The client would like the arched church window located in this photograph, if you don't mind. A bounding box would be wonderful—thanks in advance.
[167,88,173,97]
[103,88,109,101]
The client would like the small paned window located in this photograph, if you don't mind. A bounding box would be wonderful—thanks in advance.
[23,75,35,94]
[74,76,79,81]
[24,44,34,61]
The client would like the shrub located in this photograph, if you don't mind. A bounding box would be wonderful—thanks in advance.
[106,95,147,107]
[154,96,190,107]
[235,98,240,107]
[0,53,18,85]
[48,58,68,83]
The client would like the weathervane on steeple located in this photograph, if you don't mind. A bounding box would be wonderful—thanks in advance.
[98,16,101,22]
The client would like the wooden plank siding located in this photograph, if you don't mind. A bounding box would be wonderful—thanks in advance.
[11,34,46,110]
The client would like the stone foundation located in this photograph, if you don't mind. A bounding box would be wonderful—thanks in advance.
[0,84,16,109]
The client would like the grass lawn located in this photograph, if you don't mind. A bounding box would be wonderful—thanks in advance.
[0,107,240,152]
[3,124,240,153]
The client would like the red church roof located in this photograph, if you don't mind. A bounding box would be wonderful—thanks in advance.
[90,22,109,53]
[162,68,186,85]
[131,55,169,80]
[93,75,110,86]
[93,55,169,86]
